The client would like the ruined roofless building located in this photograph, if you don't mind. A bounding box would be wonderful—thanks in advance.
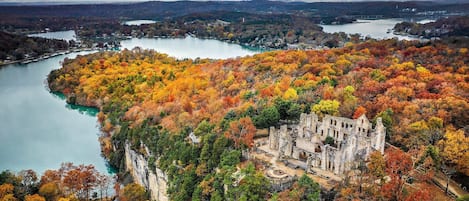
[269,113,385,175]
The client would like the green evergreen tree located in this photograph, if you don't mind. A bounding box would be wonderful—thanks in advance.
[254,106,280,128]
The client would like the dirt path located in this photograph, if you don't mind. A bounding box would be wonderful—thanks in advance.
[432,172,468,198]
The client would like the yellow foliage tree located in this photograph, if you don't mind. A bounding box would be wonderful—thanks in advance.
[311,100,340,117]
[439,127,469,175]
[368,151,386,184]
[57,195,78,201]
[0,184,14,199]
[1,194,17,201]
[39,182,61,201]
[283,88,298,100]
[24,194,46,201]
[120,183,147,201]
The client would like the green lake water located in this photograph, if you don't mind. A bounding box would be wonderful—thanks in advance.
[0,35,262,175]
[0,51,110,174]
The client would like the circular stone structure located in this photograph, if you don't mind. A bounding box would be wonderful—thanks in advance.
[267,168,289,179]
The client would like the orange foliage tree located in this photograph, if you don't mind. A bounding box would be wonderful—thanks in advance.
[383,148,413,201]
[352,106,367,119]
[225,117,256,148]
[24,194,46,201]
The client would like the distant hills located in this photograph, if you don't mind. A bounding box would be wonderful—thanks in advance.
[1,0,469,6]
[1,0,468,20]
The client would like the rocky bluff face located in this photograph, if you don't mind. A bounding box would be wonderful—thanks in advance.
[125,143,168,201]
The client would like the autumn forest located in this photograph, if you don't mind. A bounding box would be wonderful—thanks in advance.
[41,39,469,200]
[0,0,468,199]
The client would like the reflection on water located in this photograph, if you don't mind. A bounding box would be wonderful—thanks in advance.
[51,92,99,117]
[65,105,99,117]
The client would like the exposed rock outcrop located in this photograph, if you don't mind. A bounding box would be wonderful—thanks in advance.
[125,143,168,201]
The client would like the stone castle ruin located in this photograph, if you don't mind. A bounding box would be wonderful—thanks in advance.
[269,113,385,175]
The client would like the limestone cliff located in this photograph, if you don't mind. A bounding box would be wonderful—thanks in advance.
[125,143,168,201]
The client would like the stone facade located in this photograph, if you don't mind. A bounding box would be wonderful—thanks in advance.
[269,113,385,175]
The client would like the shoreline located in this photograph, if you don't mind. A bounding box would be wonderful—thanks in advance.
[0,33,270,68]
[117,34,275,51]
[0,47,97,67]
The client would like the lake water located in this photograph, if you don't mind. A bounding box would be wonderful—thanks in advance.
[28,30,77,41]
[120,37,263,59]
[0,32,261,174]
[321,19,417,40]
[416,19,436,24]
[0,51,111,174]
[123,20,157,26]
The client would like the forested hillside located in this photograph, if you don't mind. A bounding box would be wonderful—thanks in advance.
[48,40,469,200]
[394,15,469,38]
[0,31,69,62]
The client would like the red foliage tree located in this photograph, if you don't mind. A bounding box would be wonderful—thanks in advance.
[383,148,413,201]
[225,117,256,148]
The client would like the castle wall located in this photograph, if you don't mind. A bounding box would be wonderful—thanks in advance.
[268,113,386,175]
[269,127,279,150]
